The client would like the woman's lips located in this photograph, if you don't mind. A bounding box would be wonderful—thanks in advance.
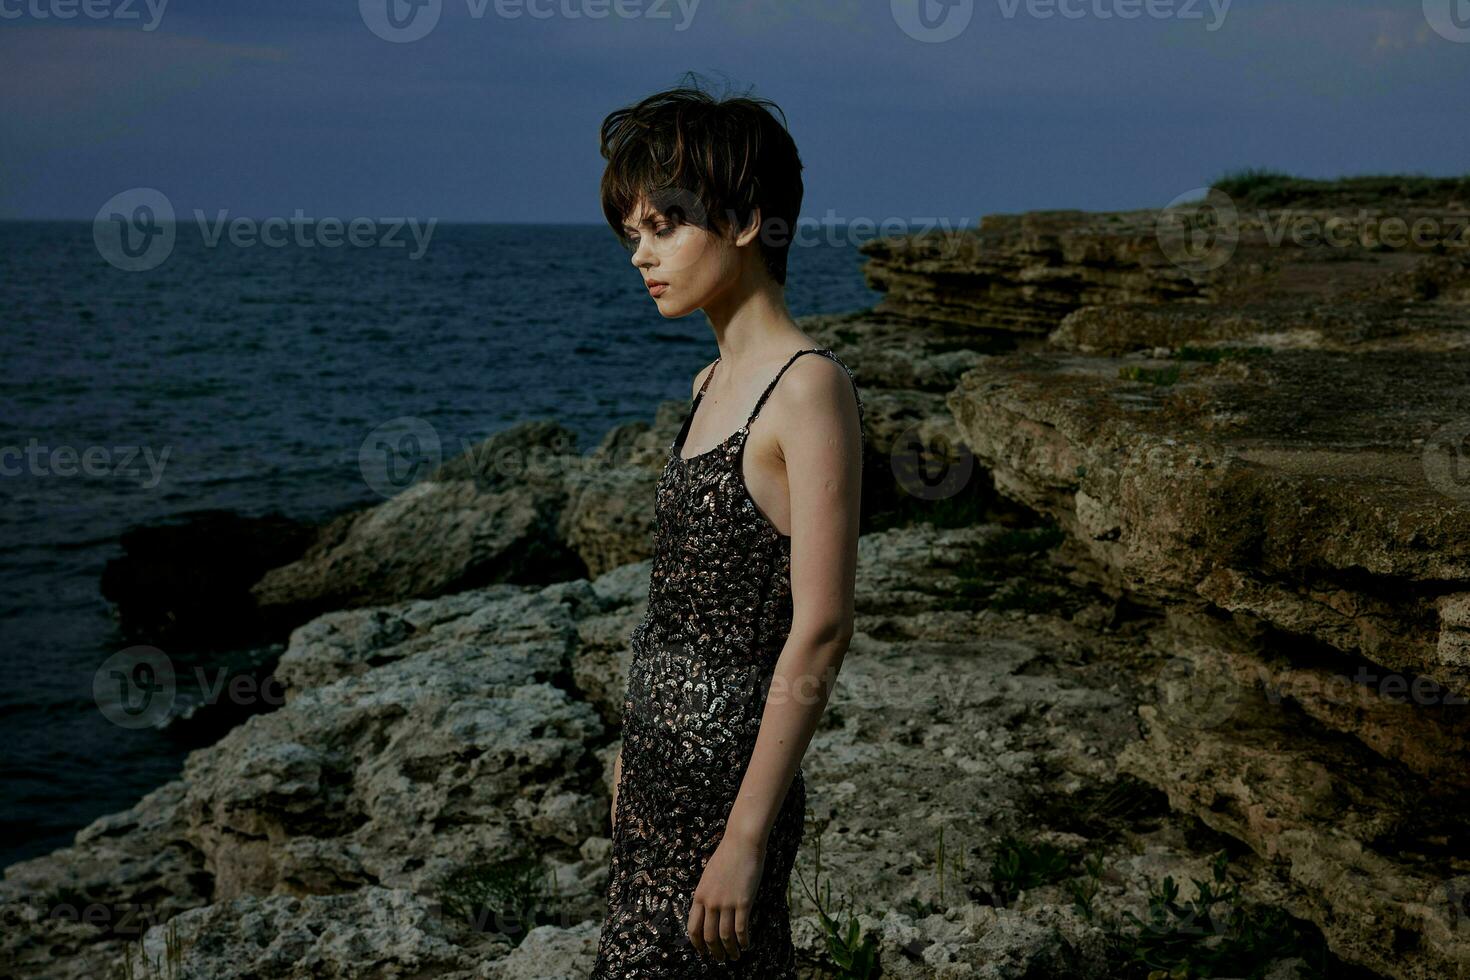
[648,283,668,297]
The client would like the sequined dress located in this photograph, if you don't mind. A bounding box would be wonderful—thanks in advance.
[589,348,864,978]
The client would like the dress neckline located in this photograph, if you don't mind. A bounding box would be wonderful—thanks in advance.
[673,347,830,464]
[674,425,744,466]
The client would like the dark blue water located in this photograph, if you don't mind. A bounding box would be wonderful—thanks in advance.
[0,221,882,869]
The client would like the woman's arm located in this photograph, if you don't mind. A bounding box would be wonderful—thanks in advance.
[725,354,862,848]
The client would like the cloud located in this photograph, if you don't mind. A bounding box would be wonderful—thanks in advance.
[0,26,287,141]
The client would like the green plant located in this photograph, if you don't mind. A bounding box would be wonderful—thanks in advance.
[439,855,549,939]
[989,581,1057,614]
[979,524,1066,559]
[799,874,881,980]
[1067,851,1106,919]
[944,556,995,607]
[884,481,990,530]
[1081,782,1157,835]
[794,819,881,980]
[1172,346,1271,363]
[1210,169,1470,210]
[1095,850,1330,980]
[934,558,1069,613]
[930,822,969,907]
[43,885,90,911]
[1210,167,1296,201]
[120,920,185,980]
[1118,364,1182,386]
[934,824,952,905]
[989,833,1074,907]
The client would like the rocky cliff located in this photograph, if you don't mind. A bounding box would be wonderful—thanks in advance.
[930,181,1470,979]
[6,175,1467,979]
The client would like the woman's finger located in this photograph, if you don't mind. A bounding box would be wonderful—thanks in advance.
[719,904,742,961]
[735,900,750,952]
[686,899,707,957]
[703,904,726,961]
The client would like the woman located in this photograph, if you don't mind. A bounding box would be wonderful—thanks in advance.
[589,77,865,978]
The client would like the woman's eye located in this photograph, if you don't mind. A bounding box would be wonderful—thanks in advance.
[621,224,674,250]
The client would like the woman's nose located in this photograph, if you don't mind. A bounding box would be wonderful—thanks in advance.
[630,238,655,268]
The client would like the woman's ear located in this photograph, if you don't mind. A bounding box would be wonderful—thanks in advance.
[734,206,763,248]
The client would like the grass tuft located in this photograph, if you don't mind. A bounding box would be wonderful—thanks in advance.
[1119,364,1183,386]
[439,855,552,940]
[990,832,1075,907]
[795,817,881,979]
[1071,848,1335,980]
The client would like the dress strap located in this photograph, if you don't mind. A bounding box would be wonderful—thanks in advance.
[746,348,829,427]
[673,358,721,454]
[695,358,719,402]
[747,348,866,451]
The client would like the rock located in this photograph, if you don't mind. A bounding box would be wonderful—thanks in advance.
[5,576,635,978]
[949,347,1470,695]
[11,511,1350,979]
[927,198,1470,978]
[243,405,705,638]
[859,202,1470,337]
[249,422,594,633]
[272,585,542,697]
[0,780,211,980]
[479,920,601,979]
[110,887,476,979]
[859,211,1206,334]
[1052,301,1470,355]
[1116,607,1469,979]
[183,582,610,901]
[558,455,658,579]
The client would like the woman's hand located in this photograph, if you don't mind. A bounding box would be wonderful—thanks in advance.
[686,832,767,962]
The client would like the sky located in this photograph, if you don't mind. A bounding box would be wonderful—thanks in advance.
[1,0,1466,224]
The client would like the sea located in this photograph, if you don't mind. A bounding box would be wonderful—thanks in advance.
[0,220,883,870]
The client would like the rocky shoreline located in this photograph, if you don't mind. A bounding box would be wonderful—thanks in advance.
[6,175,1468,978]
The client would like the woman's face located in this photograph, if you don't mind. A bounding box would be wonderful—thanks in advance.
[623,195,744,318]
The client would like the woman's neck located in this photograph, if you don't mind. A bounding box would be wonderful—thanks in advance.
[703,277,803,371]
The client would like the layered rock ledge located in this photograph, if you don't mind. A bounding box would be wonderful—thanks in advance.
[936,187,1470,979]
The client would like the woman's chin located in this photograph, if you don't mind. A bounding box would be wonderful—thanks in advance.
[654,296,696,318]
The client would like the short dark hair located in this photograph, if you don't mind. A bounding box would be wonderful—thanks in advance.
[599,73,804,286]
